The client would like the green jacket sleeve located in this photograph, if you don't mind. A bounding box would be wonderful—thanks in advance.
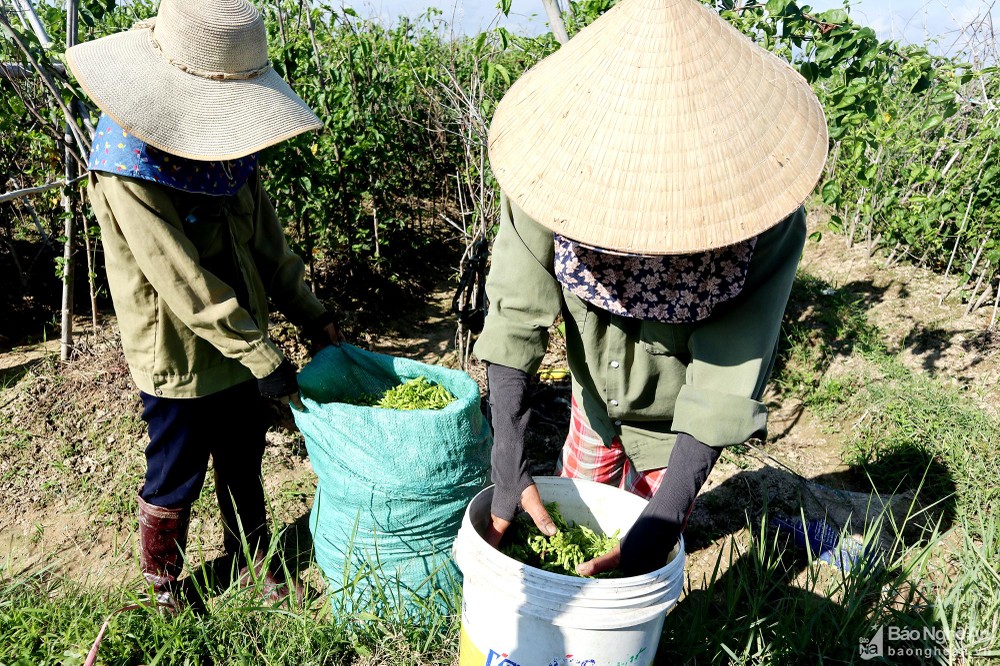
[671,208,807,446]
[248,173,327,327]
[96,173,284,379]
[474,193,564,374]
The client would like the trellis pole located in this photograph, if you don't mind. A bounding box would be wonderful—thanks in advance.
[540,0,569,44]
[13,0,52,47]
[59,0,79,361]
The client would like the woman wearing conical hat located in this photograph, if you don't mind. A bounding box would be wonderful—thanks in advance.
[475,0,828,575]
[66,0,342,608]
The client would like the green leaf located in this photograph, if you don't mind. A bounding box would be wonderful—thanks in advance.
[933,90,956,105]
[911,75,932,94]
[820,8,849,24]
[921,114,943,132]
[809,230,823,242]
[800,61,819,82]
[820,181,842,205]
[835,94,857,109]
[499,0,512,16]
[765,0,791,14]
[495,63,511,86]
[815,43,840,63]
[80,6,97,27]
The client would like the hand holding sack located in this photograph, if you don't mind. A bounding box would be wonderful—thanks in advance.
[257,359,299,399]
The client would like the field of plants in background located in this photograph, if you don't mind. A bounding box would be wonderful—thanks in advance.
[2,0,998,335]
[1,0,999,663]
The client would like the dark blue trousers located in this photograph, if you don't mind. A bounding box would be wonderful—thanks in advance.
[139,380,269,554]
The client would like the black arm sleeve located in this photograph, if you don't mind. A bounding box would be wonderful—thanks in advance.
[257,359,298,399]
[486,363,536,520]
[620,432,721,575]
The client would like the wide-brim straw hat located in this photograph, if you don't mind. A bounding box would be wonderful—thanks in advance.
[488,0,829,254]
[66,0,321,161]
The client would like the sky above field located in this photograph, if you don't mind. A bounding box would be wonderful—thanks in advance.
[350,0,998,53]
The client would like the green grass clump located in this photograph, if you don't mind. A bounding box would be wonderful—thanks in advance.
[501,503,620,577]
[343,377,456,410]
[0,535,459,666]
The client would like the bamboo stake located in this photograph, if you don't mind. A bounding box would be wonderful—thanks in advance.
[13,0,52,48]
[2,62,87,170]
[372,203,380,262]
[972,278,994,313]
[540,0,570,44]
[0,176,84,203]
[965,259,990,317]
[884,241,900,267]
[990,279,999,330]
[274,1,287,46]
[940,188,976,305]
[847,187,866,248]
[939,148,962,179]
[0,63,31,78]
[75,99,95,138]
[82,198,99,335]
[60,0,79,362]
[867,232,881,258]
[21,198,51,243]
[967,233,990,282]
[0,11,90,158]
[300,0,329,115]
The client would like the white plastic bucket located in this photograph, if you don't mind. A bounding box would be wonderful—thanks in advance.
[453,476,685,666]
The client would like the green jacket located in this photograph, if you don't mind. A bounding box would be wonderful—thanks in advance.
[474,193,806,471]
[88,171,326,398]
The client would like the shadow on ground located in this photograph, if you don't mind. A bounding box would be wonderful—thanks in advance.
[660,443,957,662]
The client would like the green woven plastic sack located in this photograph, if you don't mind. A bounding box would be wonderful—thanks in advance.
[293,344,491,613]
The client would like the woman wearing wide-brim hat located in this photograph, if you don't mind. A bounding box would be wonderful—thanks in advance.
[67,0,342,609]
[475,0,828,576]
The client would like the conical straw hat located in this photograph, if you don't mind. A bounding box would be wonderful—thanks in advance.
[488,0,829,254]
[67,0,321,161]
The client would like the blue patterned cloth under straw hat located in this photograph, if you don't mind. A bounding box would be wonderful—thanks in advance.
[88,113,257,197]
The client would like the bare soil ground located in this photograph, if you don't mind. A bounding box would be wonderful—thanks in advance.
[1,214,996,599]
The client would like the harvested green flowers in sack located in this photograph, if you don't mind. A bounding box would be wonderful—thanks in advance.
[293,344,492,614]
[345,376,459,410]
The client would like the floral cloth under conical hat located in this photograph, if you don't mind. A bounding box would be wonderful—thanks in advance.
[488,0,829,254]
[67,0,321,161]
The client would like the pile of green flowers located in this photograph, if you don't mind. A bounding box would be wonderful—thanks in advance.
[501,503,621,578]
[345,376,456,410]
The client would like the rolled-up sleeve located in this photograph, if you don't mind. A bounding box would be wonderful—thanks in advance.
[474,193,564,374]
[671,208,807,446]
